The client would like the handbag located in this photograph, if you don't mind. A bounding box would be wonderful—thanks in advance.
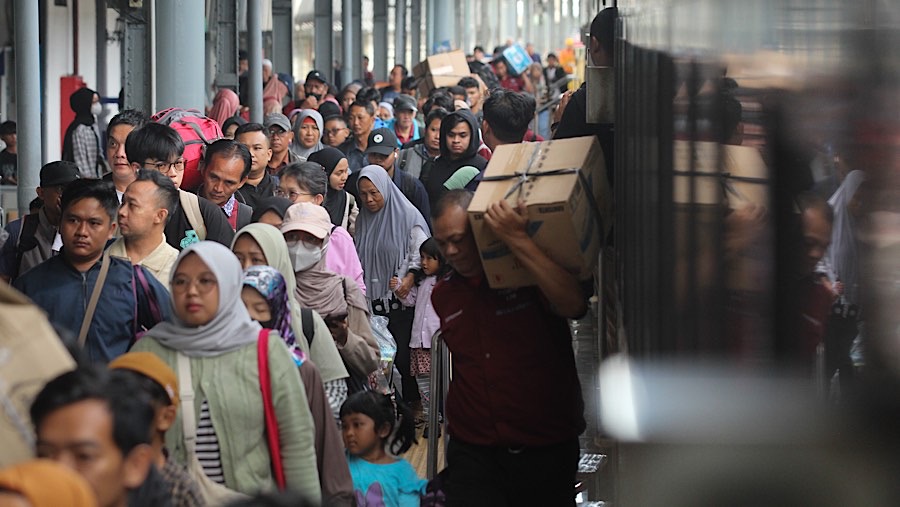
[257,329,286,490]
[176,353,249,504]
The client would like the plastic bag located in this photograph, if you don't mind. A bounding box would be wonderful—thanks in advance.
[368,315,398,395]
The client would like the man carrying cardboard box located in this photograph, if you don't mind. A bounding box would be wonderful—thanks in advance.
[430,189,587,506]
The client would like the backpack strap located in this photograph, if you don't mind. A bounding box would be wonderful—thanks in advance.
[300,307,315,347]
[176,352,198,457]
[179,190,208,241]
[257,329,286,490]
[77,251,112,349]
[13,214,41,280]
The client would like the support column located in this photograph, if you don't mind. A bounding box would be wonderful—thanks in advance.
[524,0,533,50]
[14,0,40,214]
[156,0,205,111]
[352,0,362,82]
[314,0,333,72]
[95,0,107,101]
[214,0,240,92]
[373,0,388,80]
[342,0,356,85]
[425,0,435,54]
[395,0,407,68]
[271,0,292,78]
[247,0,264,122]
[433,2,455,51]
[410,0,421,64]
[121,2,152,113]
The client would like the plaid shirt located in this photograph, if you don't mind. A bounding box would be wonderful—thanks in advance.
[72,124,102,179]
[160,455,205,507]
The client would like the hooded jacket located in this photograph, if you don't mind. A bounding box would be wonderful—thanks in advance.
[62,87,103,178]
[424,109,488,206]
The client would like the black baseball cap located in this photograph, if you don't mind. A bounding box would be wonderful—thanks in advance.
[318,101,342,120]
[393,95,418,113]
[365,128,399,156]
[39,161,81,187]
[305,70,328,85]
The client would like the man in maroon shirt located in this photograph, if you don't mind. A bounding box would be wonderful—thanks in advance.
[430,189,587,506]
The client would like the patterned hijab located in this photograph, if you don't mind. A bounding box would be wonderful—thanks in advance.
[243,265,305,365]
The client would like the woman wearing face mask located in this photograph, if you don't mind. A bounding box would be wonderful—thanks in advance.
[232,223,350,418]
[132,241,321,500]
[62,87,105,179]
[355,166,430,411]
[279,203,380,390]
[307,147,359,235]
[290,109,325,161]
[241,265,355,507]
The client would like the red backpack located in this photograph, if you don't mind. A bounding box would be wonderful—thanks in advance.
[152,108,223,192]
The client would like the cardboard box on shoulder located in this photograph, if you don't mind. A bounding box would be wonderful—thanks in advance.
[469,136,612,289]
[412,50,471,96]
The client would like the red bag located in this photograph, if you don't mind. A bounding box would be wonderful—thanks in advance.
[152,108,223,192]
[257,329,286,490]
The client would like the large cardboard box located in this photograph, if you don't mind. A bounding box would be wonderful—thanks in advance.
[469,137,612,289]
[413,50,471,96]
[0,284,75,467]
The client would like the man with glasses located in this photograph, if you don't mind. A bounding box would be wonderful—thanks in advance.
[0,161,81,283]
[322,114,351,148]
[125,123,234,250]
[264,113,300,176]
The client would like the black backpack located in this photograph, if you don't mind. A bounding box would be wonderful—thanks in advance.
[12,214,41,281]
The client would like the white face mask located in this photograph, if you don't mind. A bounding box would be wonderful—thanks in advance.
[91,102,102,116]
[288,240,324,272]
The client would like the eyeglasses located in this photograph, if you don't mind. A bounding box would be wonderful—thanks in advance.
[171,275,218,294]
[144,159,185,174]
[268,128,290,137]
[274,188,313,200]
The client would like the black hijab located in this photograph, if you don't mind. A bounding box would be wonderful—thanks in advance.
[307,146,349,228]
[250,196,293,223]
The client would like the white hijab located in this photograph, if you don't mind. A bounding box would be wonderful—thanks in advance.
[143,241,261,357]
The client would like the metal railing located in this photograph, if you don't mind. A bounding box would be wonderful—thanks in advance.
[426,330,450,479]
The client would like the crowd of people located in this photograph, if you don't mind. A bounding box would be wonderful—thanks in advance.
[0,7,659,507]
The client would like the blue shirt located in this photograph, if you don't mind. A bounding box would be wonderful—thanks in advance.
[347,454,426,507]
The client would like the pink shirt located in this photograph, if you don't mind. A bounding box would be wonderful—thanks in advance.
[326,226,367,295]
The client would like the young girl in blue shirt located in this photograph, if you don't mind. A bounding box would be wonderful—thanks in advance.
[340,391,427,506]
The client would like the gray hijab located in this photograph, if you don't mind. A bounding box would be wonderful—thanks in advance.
[825,169,865,305]
[143,241,261,357]
[291,109,324,159]
[355,165,429,302]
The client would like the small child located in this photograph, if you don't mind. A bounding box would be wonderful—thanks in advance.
[394,238,448,435]
[340,391,426,507]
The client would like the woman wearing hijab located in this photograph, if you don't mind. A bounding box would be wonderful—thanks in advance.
[209,88,241,130]
[242,265,355,506]
[232,223,350,417]
[290,109,325,161]
[423,108,489,207]
[307,147,359,235]
[250,196,294,228]
[823,169,866,390]
[62,87,104,179]
[132,242,321,501]
[355,165,430,408]
[279,203,381,386]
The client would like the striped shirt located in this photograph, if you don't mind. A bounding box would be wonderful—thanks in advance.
[196,399,225,484]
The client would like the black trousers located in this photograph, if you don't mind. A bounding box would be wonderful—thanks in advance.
[373,301,420,405]
[824,313,858,391]
[445,437,580,507]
